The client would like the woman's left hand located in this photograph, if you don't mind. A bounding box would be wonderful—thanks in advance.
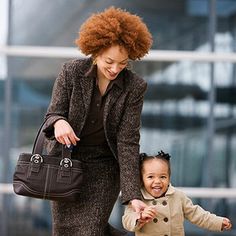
[130,199,147,213]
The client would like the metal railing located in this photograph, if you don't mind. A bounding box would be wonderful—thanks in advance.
[2,183,236,198]
[1,45,236,62]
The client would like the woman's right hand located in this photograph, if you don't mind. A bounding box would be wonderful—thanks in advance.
[54,119,80,146]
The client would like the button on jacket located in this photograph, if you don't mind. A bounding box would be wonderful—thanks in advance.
[122,184,224,236]
[42,58,147,203]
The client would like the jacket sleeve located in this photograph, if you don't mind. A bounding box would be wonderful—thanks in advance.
[122,205,142,232]
[117,77,147,204]
[183,193,223,231]
[43,63,71,139]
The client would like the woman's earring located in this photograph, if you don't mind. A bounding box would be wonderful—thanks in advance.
[126,61,132,70]
[93,59,97,65]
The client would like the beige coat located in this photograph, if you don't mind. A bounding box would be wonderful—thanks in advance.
[122,185,223,236]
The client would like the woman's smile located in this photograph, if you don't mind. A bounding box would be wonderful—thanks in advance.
[96,45,128,82]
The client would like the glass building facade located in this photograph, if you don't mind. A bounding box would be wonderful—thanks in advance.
[0,0,236,235]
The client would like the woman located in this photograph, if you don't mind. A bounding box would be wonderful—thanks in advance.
[43,6,152,236]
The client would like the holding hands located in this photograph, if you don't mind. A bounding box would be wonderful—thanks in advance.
[138,206,157,227]
[130,199,147,213]
[130,199,157,228]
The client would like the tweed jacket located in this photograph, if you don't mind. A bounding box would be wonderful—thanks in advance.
[122,185,224,236]
[43,58,147,203]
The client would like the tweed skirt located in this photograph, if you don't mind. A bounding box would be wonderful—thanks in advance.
[51,145,123,236]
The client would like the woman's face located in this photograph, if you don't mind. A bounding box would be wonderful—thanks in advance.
[142,159,170,198]
[96,45,129,82]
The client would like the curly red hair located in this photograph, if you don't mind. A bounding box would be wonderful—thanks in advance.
[75,7,152,60]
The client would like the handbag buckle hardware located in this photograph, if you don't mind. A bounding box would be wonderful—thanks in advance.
[60,158,73,168]
[30,154,43,164]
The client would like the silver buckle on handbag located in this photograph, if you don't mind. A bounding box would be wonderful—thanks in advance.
[60,158,73,168]
[30,154,43,164]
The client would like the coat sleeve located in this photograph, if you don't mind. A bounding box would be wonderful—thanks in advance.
[122,205,142,232]
[43,63,71,139]
[183,193,223,231]
[117,77,147,204]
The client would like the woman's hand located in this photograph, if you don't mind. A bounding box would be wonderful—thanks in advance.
[54,119,80,146]
[221,218,232,231]
[130,199,147,213]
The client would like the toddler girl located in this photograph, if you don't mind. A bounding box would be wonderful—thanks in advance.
[122,151,232,235]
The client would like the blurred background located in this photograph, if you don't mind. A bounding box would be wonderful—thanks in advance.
[0,0,236,235]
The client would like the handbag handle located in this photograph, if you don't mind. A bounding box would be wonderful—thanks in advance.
[32,120,71,158]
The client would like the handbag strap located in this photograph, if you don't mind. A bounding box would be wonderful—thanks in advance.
[32,120,71,158]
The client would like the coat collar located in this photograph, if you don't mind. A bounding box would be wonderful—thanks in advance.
[84,63,125,90]
[141,184,175,200]
[79,58,127,123]
[79,59,94,119]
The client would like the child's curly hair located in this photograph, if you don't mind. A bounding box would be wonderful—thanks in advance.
[75,6,153,60]
[140,151,171,176]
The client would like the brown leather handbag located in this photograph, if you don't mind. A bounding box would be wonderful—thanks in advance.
[13,121,83,201]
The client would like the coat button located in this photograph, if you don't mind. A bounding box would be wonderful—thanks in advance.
[152,200,157,205]
[153,218,158,223]
[162,200,167,206]
[164,217,168,222]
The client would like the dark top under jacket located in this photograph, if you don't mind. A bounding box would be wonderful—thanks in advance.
[79,65,123,146]
[43,57,147,204]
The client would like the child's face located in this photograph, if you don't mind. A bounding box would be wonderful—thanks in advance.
[142,158,170,198]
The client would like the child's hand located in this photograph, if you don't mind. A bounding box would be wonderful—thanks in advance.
[139,206,157,224]
[221,218,232,231]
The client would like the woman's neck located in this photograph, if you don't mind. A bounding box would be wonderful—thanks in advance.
[97,74,110,96]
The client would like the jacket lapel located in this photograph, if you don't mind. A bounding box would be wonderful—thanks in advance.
[80,75,94,119]
[104,70,126,125]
